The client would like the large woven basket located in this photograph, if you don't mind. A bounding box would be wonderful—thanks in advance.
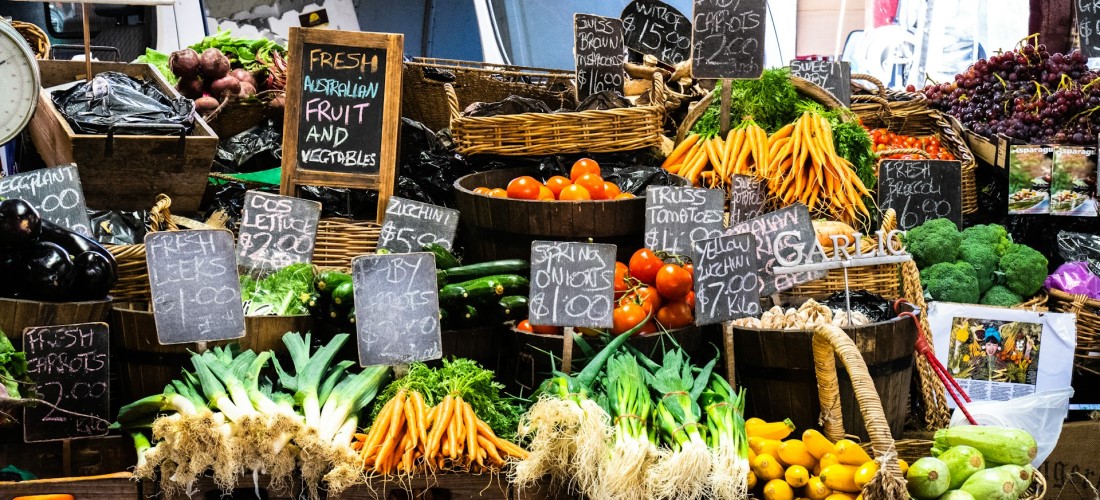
[446,74,665,156]
[850,73,930,117]
[105,194,178,303]
[12,20,49,59]
[787,209,902,298]
[1047,288,1100,375]
[886,438,1047,499]
[404,57,575,132]
[312,217,381,269]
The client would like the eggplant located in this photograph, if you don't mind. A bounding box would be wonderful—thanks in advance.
[21,241,75,301]
[71,251,116,300]
[38,219,117,275]
[0,250,26,298]
[0,199,42,250]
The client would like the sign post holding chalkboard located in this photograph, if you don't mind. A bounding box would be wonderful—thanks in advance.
[0,164,93,236]
[280,28,404,222]
[529,241,616,328]
[378,196,461,253]
[146,230,246,345]
[727,204,826,296]
[790,60,852,106]
[645,186,725,254]
[23,322,110,442]
[574,14,627,101]
[691,0,767,79]
[237,191,322,273]
[620,0,692,66]
[352,252,441,366]
[878,159,963,230]
[691,233,761,325]
[728,174,766,225]
[1078,0,1100,58]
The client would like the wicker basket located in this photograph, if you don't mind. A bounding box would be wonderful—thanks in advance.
[446,74,665,156]
[404,57,576,133]
[1047,288,1100,375]
[202,91,284,140]
[851,73,930,117]
[105,194,177,303]
[886,439,1047,499]
[12,20,49,59]
[312,217,382,269]
[787,209,902,299]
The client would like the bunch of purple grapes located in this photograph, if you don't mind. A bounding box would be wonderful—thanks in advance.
[919,43,1100,145]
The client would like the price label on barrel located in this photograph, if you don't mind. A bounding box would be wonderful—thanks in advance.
[23,322,110,442]
[236,191,321,273]
[0,164,93,236]
[728,174,766,225]
[574,13,626,101]
[1078,0,1100,58]
[727,204,825,296]
[790,59,851,106]
[352,252,441,367]
[146,230,246,345]
[378,197,460,253]
[691,0,767,79]
[645,186,725,255]
[620,0,692,66]
[691,233,760,325]
[878,159,963,230]
[528,241,616,328]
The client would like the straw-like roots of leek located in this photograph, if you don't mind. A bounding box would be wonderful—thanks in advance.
[647,440,713,500]
[510,396,610,498]
[599,438,656,500]
[707,446,749,500]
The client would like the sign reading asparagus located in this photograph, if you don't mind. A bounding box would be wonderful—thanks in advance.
[23,322,110,442]
[236,191,321,272]
[528,241,616,328]
[378,196,460,253]
[351,252,441,366]
[574,14,626,100]
[645,186,725,255]
[691,0,767,79]
[0,164,93,237]
[691,233,760,325]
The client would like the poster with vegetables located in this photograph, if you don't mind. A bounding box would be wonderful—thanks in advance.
[1008,145,1053,214]
[1050,146,1098,216]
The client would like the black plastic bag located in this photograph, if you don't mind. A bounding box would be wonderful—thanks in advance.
[88,209,148,245]
[213,120,283,173]
[52,72,195,135]
[821,290,893,323]
[1058,231,1100,276]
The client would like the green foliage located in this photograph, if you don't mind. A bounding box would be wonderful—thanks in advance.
[240,263,315,316]
[134,48,177,85]
[959,245,1000,293]
[921,261,980,303]
[690,69,803,136]
[190,29,286,71]
[0,333,28,399]
[831,119,877,190]
[999,244,1049,297]
[980,285,1024,307]
[906,219,963,268]
[961,224,1012,256]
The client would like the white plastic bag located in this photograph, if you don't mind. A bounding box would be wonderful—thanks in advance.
[949,388,1074,466]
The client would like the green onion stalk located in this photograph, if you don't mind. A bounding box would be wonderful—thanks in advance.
[646,349,717,500]
[701,374,749,500]
[598,351,657,500]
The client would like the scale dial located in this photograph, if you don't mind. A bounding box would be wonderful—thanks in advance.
[0,19,40,146]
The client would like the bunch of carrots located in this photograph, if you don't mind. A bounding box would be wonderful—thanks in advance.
[352,389,528,475]
[662,111,874,227]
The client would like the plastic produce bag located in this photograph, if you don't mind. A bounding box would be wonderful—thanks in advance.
[948,388,1073,466]
[88,209,149,245]
[1043,262,1100,299]
[213,120,283,173]
[821,290,893,323]
[52,72,195,135]
[1057,231,1100,276]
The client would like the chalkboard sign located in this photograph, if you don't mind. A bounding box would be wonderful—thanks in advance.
[691,0,767,79]
[878,159,963,230]
[352,252,441,366]
[529,241,616,328]
[23,322,110,442]
[146,230,246,345]
[0,165,92,236]
[645,186,725,254]
[727,204,825,296]
[691,233,761,325]
[574,14,627,101]
[1078,0,1100,58]
[281,28,404,222]
[728,174,766,225]
[620,0,692,66]
[378,196,460,253]
[790,60,852,106]
[237,191,322,273]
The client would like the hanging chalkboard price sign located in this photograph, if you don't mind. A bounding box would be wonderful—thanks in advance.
[620,0,692,66]
[237,191,322,273]
[1077,0,1100,58]
[280,28,404,222]
[574,13,627,101]
[691,0,767,79]
[728,174,766,225]
[378,196,460,253]
[528,241,616,328]
[23,322,110,442]
[790,60,852,106]
[644,186,725,254]
[352,252,441,367]
[691,233,761,325]
[146,230,246,345]
[727,204,825,296]
[878,159,963,230]
[0,164,93,237]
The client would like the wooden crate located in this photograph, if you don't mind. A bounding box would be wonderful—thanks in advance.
[0,472,138,499]
[28,60,218,214]
[142,472,522,499]
[0,296,111,344]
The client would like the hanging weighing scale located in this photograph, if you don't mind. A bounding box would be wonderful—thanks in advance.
[0,17,41,147]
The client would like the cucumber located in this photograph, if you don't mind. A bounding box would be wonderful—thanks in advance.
[331,281,354,306]
[997,464,1032,496]
[498,295,528,318]
[450,275,529,304]
[306,292,324,311]
[460,305,479,325]
[317,270,351,292]
[439,284,469,305]
[933,425,1037,466]
[907,457,951,499]
[939,445,985,489]
[960,467,1017,500]
[937,491,976,500]
[327,303,348,321]
[423,243,461,269]
[439,308,450,328]
[440,259,529,283]
[347,308,356,324]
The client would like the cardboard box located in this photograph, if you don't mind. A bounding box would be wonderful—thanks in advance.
[1038,420,1100,499]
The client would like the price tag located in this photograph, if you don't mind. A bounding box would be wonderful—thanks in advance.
[574,14,627,101]
[728,174,767,225]
[352,252,441,366]
[644,186,725,255]
[1077,0,1100,58]
[0,165,93,236]
[378,196,460,253]
[528,241,616,328]
[878,159,963,229]
[691,0,767,79]
[691,233,761,325]
[790,59,852,106]
[727,204,825,296]
[22,322,110,442]
[236,191,321,273]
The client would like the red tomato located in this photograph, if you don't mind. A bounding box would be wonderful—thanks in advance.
[537,185,555,200]
[516,320,533,332]
[637,320,658,335]
[685,290,696,309]
[628,248,663,285]
[570,158,601,181]
[488,188,508,198]
[559,184,592,200]
[530,322,563,335]
[613,262,630,298]
[575,173,607,200]
[614,192,636,199]
[682,262,694,280]
[621,285,662,314]
[545,175,572,198]
[612,303,648,335]
[656,301,694,329]
[473,187,491,195]
[603,181,622,198]
[655,264,692,301]
[507,176,541,200]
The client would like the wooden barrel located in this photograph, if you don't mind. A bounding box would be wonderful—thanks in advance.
[111,303,313,400]
[0,297,112,344]
[440,325,504,371]
[453,168,686,263]
[730,302,919,440]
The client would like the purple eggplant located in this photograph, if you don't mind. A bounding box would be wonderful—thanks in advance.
[21,241,75,301]
[38,219,117,279]
[0,199,41,250]
[71,251,116,300]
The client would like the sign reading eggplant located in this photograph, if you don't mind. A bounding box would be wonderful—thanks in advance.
[574,14,627,101]
[0,164,92,237]
[620,0,692,66]
[691,233,760,325]
[236,191,321,273]
[22,322,110,442]
[351,252,441,367]
[790,60,852,106]
[528,241,616,328]
[146,230,246,345]
[378,196,460,253]
[727,204,824,296]
[878,159,963,229]
[691,0,767,79]
[644,186,725,255]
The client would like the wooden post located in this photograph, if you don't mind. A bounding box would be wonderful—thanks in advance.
[62,439,73,477]
[719,78,733,136]
[81,3,92,80]
[561,327,575,375]
[722,321,736,389]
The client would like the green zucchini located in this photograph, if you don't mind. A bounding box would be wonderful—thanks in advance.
[439,308,450,326]
[423,243,461,269]
[376,248,391,255]
[317,270,351,292]
[306,292,325,311]
[440,259,529,283]
[933,425,1037,466]
[331,281,354,306]
[347,308,356,324]
[439,284,469,304]
[498,295,529,318]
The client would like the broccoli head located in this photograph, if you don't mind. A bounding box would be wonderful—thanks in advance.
[905,218,962,268]
[980,285,1023,307]
[958,245,999,293]
[998,244,1049,297]
[961,224,1012,256]
[920,261,980,304]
